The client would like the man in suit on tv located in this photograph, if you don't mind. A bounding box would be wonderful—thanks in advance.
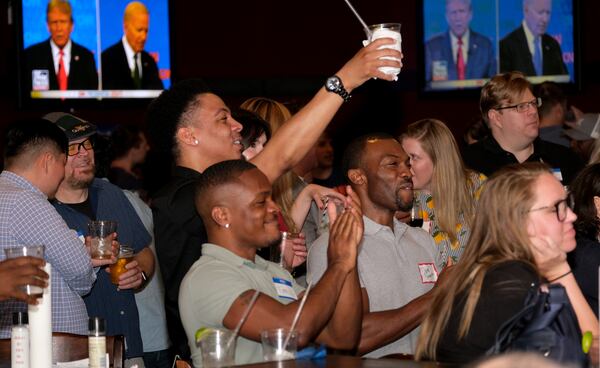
[23,0,98,91]
[500,0,568,76]
[425,0,496,84]
[101,1,164,90]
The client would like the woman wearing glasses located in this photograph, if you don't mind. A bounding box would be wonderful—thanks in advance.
[568,163,600,317]
[401,119,486,264]
[415,163,598,364]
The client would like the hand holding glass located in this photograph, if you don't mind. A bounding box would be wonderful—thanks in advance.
[88,220,117,260]
[4,245,45,298]
[363,23,402,78]
[110,245,134,285]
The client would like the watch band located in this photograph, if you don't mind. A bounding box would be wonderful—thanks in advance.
[337,87,351,102]
[326,75,352,102]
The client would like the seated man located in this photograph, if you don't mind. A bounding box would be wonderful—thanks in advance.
[0,119,106,336]
[179,160,363,367]
[307,133,445,357]
[462,71,582,184]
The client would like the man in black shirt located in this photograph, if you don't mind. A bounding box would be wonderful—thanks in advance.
[463,71,582,184]
[147,40,403,360]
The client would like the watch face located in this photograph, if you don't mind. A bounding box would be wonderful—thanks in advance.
[326,76,340,91]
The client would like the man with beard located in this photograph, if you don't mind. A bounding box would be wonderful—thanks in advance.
[147,39,402,359]
[179,160,364,367]
[45,112,154,367]
[307,133,444,357]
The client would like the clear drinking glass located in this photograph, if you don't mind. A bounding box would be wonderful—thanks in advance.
[88,220,117,260]
[4,245,45,298]
[197,329,236,368]
[260,328,297,362]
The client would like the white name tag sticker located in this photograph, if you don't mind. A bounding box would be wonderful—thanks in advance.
[552,168,563,182]
[418,263,439,284]
[272,277,298,300]
[32,69,50,91]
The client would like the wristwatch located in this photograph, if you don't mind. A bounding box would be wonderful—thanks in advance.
[325,75,351,102]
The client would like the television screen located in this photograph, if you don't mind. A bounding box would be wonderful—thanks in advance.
[18,0,171,101]
[421,0,576,91]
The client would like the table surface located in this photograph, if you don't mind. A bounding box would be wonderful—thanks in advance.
[238,355,450,367]
[0,355,450,368]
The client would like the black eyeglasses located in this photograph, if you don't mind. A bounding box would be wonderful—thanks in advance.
[527,198,571,222]
[494,97,542,113]
[68,138,94,156]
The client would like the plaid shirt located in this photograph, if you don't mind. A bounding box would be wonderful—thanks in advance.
[0,171,95,337]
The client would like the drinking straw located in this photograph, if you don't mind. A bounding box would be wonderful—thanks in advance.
[226,289,260,349]
[343,0,372,38]
[282,282,313,351]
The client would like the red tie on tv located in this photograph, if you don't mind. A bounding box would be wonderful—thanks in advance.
[457,37,465,80]
[57,49,67,91]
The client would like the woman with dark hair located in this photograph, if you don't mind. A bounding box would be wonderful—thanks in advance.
[568,163,600,317]
[234,109,272,161]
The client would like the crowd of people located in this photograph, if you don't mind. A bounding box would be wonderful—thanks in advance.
[1,7,600,368]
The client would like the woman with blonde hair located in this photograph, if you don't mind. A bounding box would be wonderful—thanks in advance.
[415,163,598,364]
[401,118,486,264]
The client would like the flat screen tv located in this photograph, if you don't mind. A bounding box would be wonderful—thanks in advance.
[16,0,171,105]
[420,0,578,91]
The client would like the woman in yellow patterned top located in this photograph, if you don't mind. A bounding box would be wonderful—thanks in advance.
[400,119,486,264]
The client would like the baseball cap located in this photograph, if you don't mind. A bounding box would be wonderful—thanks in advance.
[43,112,97,142]
[564,113,600,141]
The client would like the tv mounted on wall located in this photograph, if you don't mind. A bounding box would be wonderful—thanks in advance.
[419,0,578,92]
[16,0,171,106]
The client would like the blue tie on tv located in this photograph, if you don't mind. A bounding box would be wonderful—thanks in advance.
[533,37,543,76]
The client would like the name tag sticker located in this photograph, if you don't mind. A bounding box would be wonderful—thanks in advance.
[418,263,438,284]
[272,277,298,300]
[552,168,563,182]
[76,230,85,244]
[32,69,50,91]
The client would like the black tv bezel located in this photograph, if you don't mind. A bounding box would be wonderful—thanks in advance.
[14,0,175,110]
[416,0,582,97]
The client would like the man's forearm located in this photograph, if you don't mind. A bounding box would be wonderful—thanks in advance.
[293,263,352,346]
[317,268,362,350]
[357,292,433,355]
[253,88,343,182]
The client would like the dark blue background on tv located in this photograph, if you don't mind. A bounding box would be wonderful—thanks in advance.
[22,0,171,88]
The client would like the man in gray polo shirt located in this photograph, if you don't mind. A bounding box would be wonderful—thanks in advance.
[179,160,364,367]
[307,133,445,357]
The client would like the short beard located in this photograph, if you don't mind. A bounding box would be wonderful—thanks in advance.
[67,165,95,190]
[262,232,283,250]
[396,198,413,213]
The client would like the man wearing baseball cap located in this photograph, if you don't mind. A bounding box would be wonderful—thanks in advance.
[45,112,154,366]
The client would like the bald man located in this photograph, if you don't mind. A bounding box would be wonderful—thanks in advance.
[101,1,163,90]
